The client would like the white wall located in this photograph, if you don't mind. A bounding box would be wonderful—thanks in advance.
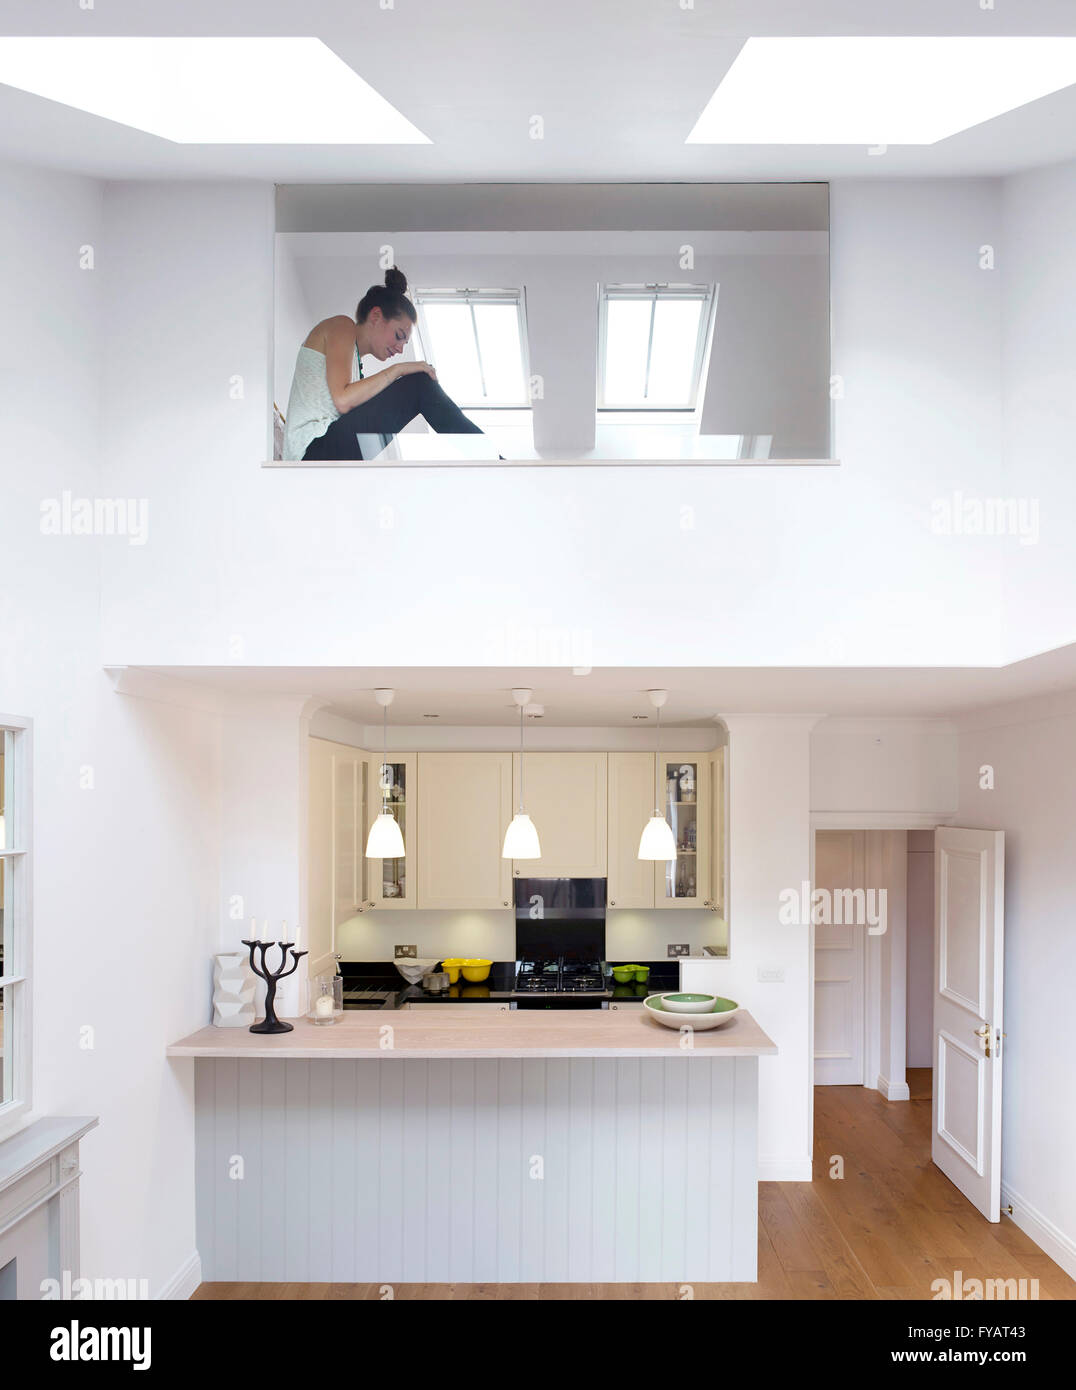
[273,238,312,420]
[683,716,816,1181]
[811,717,958,819]
[955,690,1076,1277]
[98,178,1010,669]
[0,159,222,1297]
[1001,157,1076,662]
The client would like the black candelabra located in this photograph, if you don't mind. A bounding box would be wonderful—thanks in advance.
[241,939,308,1034]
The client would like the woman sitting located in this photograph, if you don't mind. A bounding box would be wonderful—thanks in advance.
[282,266,484,461]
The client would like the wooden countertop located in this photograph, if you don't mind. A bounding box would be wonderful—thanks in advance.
[167,1008,777,1060]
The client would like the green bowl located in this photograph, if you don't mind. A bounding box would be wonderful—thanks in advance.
[612,967,634,984]
[632,967,650,982]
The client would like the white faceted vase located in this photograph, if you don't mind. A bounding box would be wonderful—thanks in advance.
[212,951,256,1028]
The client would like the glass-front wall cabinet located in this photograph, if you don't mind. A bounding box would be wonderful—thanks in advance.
[656,755,711,909]
[367,754,416,908]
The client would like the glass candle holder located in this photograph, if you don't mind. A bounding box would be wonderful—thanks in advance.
[311,973,343,1025]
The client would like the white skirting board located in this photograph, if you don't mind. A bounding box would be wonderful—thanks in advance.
[1001,1181,1076,1283]
[195,1056,760,1284]
[155,1251,202,1301]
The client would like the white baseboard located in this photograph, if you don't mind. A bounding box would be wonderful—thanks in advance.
[156,1250,202,1301]
[1001,1182,1076,1282]
[877,1074,911,1101]
[759,1157,813,1182]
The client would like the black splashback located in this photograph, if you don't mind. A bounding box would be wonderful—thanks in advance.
[514,877,606,963]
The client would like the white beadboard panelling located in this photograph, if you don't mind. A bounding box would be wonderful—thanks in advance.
[195,1056,760,1282]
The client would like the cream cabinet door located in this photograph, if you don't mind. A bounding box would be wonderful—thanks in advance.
[307,737,336,969]
[416,752,513,909]
[511,751,608,878]
[333,750,363,923]
[653,753,710,909]
[709,745,727,919]
[607,751,655,909]
[366,752,417,909]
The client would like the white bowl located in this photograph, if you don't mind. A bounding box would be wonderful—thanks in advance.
[658,992,723,1014]
[642,995,741,1030]
[394,958,440,985]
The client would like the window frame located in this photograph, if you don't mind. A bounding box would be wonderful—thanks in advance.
[412,287,533,410]
[0,713,33,1140]
[596,282,717,413]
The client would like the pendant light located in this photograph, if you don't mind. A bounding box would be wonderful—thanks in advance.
[502,687,541,859]
[638,689,677,860]
[365,688,406,859]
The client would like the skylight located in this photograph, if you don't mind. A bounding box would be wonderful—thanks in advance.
[414,290,530,408]
[687,37,1076,145]
[598,285,715,411]
[0,37,430,144]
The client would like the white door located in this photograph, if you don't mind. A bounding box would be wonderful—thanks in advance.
[932,826,1004,1221]
[813,830,866,1085]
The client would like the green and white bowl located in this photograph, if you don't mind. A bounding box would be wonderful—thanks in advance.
[642,995,740,1030]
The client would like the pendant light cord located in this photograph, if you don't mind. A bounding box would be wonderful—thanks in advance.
[518,703,525,813]
[654,702,662,816]
[382,703,390,815]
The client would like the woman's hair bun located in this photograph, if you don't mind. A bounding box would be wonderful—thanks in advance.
[384,266,408,295]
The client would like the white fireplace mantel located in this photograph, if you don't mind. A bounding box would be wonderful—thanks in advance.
[0,1116,98,1300]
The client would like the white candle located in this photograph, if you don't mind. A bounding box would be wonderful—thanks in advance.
[281,919,288,944]
[315,994,334,1018]
[249,917,256,941]
[261,919,271,943]
[294,922,302,952]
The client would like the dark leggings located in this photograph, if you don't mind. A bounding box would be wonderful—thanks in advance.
[302,370,483,460]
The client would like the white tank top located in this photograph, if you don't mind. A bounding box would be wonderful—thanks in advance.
[282,343,361,460]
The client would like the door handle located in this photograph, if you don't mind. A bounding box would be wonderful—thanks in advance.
[974,1024,992,1058]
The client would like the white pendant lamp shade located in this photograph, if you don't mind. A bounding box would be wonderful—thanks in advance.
[365,688,405,859]
[502,812,541,860]
[637,689,676,862]
[638,813,677,861]
[366,810,405,859]
[503,687,541,859]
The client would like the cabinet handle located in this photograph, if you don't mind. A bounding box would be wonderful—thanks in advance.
[610,899,616,907]
[503,901,509,907]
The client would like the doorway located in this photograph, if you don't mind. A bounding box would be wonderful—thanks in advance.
[905,830,934,1103]
[812,828,908,1098]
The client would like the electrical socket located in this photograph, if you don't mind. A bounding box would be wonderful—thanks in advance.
[757,967,785,983]
[667,943,690,958]
[394,944,417,959]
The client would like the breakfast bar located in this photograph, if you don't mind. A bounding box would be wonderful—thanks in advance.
[170,1009,776,1284]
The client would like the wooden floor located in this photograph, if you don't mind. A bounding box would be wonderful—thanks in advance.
[194,1070,1075,1301]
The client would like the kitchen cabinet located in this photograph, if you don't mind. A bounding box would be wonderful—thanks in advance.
[654,753,711,909]
[308,738,369,972]
[511,751,608,878]
[709,744,727,921]
[366,752,417,909]
[416,752,513,909]
[607,751,656,908]
[334,748,369,921]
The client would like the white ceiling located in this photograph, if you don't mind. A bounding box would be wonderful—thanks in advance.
[141,641,1076,725]
[3,0,1076,181]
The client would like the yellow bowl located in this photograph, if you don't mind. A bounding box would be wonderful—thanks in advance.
[441,957,465,984]
[460,957,492,983]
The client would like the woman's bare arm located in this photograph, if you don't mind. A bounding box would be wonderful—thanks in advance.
[323,318,436,414]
